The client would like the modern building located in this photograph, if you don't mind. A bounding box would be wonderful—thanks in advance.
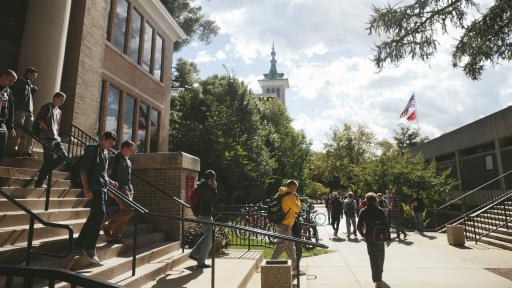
[412,106,512,191]
[1,0,186,152]
[254,45,289,105]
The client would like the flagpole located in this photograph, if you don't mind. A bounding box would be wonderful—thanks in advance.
[415,91,420,132]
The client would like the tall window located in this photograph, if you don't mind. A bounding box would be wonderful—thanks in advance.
[128,9,142,63]
[123,95,135,141]
[106,0,113,36]
[143,22,154,72]
[149,109,160,152]
[276,88,281,98]
[154,34,164,81]
[113,0,128,52]
[106,85,121,134]
[137,102,148,152]
[97,81,105,137]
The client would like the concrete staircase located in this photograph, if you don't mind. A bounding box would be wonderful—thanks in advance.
[0,153,190,287]
[465,201,512,251]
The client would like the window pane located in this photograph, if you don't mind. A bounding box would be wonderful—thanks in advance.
[106,86,121,135]
[143,23,153,72]
[123,95,135,141]
[106,0,112,36]
[97,80,105,137]
[149,109,160,152]
[137,102,148,152]
[128,9,142,62]
[113,0,128,52]
[154,35,163,80]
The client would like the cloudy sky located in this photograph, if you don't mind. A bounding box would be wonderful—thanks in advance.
[175,0,512,151]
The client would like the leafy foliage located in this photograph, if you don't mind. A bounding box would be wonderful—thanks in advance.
[393,125,429,151]
[368,0,512,80]
[160,0,219,51]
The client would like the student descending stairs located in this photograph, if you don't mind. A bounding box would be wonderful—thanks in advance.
[0,148,190,287]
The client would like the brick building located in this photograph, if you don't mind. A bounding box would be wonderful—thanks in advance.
[1,0,186,152]
[412,106,512,192]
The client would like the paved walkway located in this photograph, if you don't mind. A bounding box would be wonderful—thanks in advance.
[302,207,512,288]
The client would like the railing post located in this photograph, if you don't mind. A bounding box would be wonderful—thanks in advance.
[296,242,301,288]
[181,205,185,253]
[132,212,138,276]
[44,152,53,211]
[248,206,252,251]
[26,217,34,266]
[211,224,216,288]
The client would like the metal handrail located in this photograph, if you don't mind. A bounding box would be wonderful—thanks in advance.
[0,189,74,266]
[0,265,122,288]
[438,170,512,209]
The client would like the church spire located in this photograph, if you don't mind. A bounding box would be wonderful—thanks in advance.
[264,44,284,80]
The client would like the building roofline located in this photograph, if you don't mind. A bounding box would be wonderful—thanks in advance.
[136,0,187,42]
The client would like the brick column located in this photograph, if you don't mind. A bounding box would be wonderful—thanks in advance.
[131,152,200,241]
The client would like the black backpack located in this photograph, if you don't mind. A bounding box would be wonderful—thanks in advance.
[267,192,291,224]
[372,219,389,243]
[32,103,52,135]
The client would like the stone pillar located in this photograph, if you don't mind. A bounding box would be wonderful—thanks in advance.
[17,0,71,110]
[454,151,463,191]
[495,139,506,190]
[131,152,200,241]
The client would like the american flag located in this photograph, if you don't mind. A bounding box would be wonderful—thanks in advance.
[399,94,416,119]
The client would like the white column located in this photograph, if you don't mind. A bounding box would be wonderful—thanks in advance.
[17,0,71,110]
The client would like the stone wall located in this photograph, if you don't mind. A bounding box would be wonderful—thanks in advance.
[131,152,200,241]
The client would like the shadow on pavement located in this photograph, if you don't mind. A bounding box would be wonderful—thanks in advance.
[150,266,202,288]
[395,239,414,246]
[419,233,437,240]
[347,237,361,243]
[330,237,346,242]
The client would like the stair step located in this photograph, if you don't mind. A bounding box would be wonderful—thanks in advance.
[0,208,90,228]
[479,238,512,251]
[0,166,70,180]
[0,176,72,189]
[0,198,87,212]
[0,187,82,199]
[137,250,263,288]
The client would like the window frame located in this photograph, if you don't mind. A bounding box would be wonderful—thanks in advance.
[149,108,161,152]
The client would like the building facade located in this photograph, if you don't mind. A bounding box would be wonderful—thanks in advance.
[412,106,512,191]
[254,45,289,105]
[1,0,186,152]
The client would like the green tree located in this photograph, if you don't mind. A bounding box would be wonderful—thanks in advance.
[393,125,429,151]
[304,181,331,200]
[368,0,512,80]
[160,0,220,51]
[172,58,200,91]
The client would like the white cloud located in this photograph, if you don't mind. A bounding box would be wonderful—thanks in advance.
[194,50,216,63]
[215,50,227,60]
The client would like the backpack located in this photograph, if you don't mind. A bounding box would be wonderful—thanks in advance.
[372,219,389,243]
[188,186,200,216]
[330,197,343,214]
[344,199,356,217]
[267,192,291,224]
[32,103,52,135]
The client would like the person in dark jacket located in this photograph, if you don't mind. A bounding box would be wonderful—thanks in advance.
[329,192,343,237]
[189,170,217,268]
[75,131,118,263]
[0,70,17,161]
[412,191,426,234]
[357,193,391,288]
[10,67,38,157]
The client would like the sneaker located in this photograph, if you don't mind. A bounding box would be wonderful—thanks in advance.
[196,263,211,269]
[82,249,100,264]
[34,182,47,188]
[23,152,36,159]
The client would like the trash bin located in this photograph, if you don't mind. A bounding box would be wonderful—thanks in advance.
[446,225,465,246]
[261,260,292,288]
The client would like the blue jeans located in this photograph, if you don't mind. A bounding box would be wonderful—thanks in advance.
[75,190,107,250]
[36,138,67,184]
[190,215,213,265]
[414,212,424,233]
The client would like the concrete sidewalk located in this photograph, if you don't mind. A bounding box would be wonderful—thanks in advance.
[302,215,512,287]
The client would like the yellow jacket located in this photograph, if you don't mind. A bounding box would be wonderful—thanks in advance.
[277,187,301,226]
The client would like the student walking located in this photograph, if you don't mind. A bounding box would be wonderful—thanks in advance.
[271,179,303,275]
[412,191,426,234]
[329,192,343,237]
[75,131,118,263]
[377,193,390,217]
[102,140,137,244]
[357,192,391,288]
[0,70,17,161]
[324,193,332,223]
[389,192,407,240]
[344,192,358,238]
[189,170,217,268]
[34,92,67,188]
[10,67,38,157]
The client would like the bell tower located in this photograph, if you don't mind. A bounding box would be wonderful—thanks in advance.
[258,44,289,105]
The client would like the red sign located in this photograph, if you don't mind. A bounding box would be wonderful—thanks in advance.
[185,175,196,204]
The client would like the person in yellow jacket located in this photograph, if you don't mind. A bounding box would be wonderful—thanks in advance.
[271,179,302,275]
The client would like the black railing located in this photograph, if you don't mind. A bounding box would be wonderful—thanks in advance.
[0,265,122,288]
[12,122,147,278]
[0,189,74,266]
[67,123,190,253]
[426,170,512,231]
[464,192,512,244]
